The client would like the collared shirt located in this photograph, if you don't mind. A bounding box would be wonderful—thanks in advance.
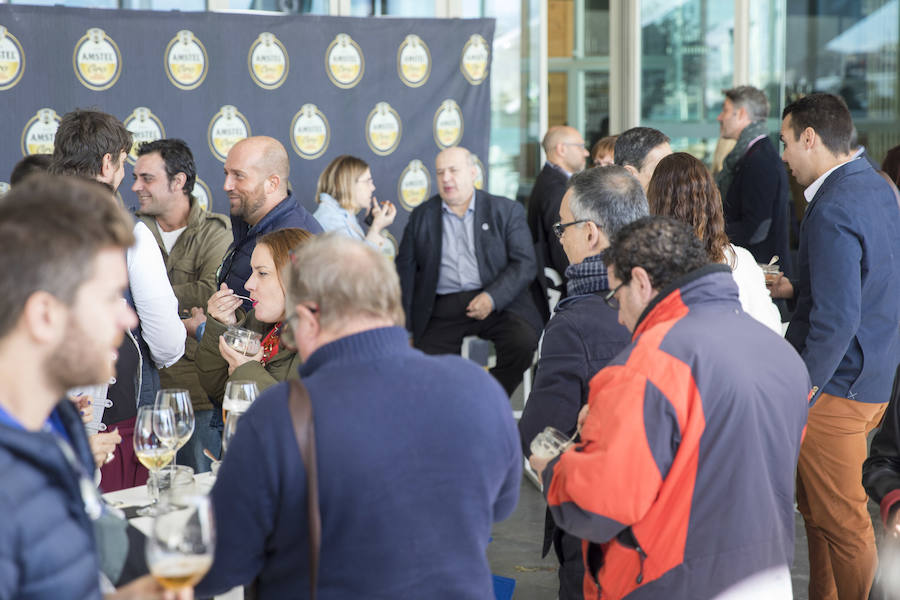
[546,161,572,179]
[804,157,858,203]
[436,192,482,295]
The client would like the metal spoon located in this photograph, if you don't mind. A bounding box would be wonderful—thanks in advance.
[203,448,220,463]
[767,255,779,266]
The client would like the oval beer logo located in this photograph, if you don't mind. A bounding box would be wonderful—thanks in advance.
[207,105,251,162]
[397,159,431,211]
[193,177,212,211]
[473,153,485,190]
[397,34,430,88]
[433,99,463,149]
[290,103,330,160]
[0,26,25,91]
[365,102,402,156]
[0,182,9,197]
[165,30,208,91]
[124,107,165,165]
[326,34,364,89]
[248,32,289,90]
[73,27,121,91]
[20,108,60,156]
[460,34,489,85]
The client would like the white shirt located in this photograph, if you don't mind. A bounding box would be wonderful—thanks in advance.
[726,244,783,335]
[127,221,185,369]
[804,158,856,203]
[156,221,186,255]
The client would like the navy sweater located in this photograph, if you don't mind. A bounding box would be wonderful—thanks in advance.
[197,326,522,599]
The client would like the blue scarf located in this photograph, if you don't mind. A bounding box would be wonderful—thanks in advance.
[565,253,610,297]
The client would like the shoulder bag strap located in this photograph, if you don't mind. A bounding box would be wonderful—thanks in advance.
[288,379,321,600]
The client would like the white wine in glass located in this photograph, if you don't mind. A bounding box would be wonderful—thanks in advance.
[146,494,215,591]
[134,405,177,517]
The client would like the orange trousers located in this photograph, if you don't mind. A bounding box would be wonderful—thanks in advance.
[796,392,887,600]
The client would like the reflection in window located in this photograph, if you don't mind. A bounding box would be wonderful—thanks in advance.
[785,0,899,164]
[10,0,118,7]
[224,0,327,12]
[123,0,205,9]
[350,0,434,16]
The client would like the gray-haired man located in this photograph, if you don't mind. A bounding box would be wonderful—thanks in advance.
[518,166,648,600]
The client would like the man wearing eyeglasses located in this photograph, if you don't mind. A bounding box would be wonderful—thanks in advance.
[397,146,542,396]
[518,166,647,600]
[531,216,810,600]
[527,126,591,302]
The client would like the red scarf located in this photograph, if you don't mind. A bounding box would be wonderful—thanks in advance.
[261,323,282,365]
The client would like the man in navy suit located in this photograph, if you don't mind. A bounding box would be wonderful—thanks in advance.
[775,92,900,600]
[397,146,541,396]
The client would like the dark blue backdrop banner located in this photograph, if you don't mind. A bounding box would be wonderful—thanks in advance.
[0,5,494,245]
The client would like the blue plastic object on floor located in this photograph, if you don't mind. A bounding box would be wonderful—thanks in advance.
[493,574,516,600]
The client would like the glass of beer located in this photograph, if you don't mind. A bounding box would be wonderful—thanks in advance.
[222,379,258,422]
[134,405,178,517]
[530,426,576,460]
[146,493,215,591]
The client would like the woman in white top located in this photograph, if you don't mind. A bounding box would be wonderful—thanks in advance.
[313,155,397,257]
[647,152,783,335]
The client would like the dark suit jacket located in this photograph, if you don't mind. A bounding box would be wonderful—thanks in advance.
[527,163,570,282]
[786,158,900,404]
[723,138,792,277]
[396,190,541,343]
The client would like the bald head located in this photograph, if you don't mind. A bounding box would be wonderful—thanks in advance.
[435,146,478,213]
[543,126,588,174]
[223,136,292,225]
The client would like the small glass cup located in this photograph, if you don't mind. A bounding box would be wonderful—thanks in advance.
[530,426,575,460]
[223,326,262,356]
[758,263,782,287]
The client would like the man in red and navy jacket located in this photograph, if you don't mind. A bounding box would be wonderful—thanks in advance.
[531,217,811,599]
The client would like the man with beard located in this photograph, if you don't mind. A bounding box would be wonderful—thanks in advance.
[0,176,189,599]
[215,136,322,314]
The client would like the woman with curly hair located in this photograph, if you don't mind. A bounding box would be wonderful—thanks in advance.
[647,152,782,334]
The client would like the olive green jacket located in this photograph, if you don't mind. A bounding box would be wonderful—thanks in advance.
[137,197,231,412]
[195,312,301,407]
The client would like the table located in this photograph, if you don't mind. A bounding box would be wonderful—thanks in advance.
[102,473,242,600]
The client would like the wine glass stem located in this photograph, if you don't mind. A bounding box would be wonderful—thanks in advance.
[148,470,159,505]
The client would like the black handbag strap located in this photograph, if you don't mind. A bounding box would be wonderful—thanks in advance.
[288,379,320,600]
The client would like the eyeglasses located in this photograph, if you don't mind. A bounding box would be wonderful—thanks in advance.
[603,282,625,310]
[552,219,591,238]
[562,142,588,150]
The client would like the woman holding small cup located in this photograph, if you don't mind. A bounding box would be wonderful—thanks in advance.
[196,228,313,404]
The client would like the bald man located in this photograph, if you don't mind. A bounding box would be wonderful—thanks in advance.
[216,136,322,311]
[527,126,589,305]
[397,146,542,396]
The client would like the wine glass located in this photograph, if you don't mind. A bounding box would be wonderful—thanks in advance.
[221,380,258,422]
[146,494,215,591]
[155,389,194,479]
[134,405,177,517]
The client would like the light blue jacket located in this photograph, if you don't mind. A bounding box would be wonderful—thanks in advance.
[313,193,395,258]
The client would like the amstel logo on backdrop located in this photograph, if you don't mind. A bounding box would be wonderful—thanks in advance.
[473,153,485,190]
[248,32,289,90]
[290,103,330,160]
[365,102,401,157]
[20,108,60,156]
[460,34,489,85]
[326,34,364,89]
[165,30,208,91]
[397,159,431,211]
[124,107,165,164]
[397,34,430,88]
[193,177,212,211]
[433,99,463,149]
[0,26,25,91]
[73,27,121,91]
[207,105,251,162]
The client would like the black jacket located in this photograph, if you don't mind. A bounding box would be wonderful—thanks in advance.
[723,138,792,277]
[862,364,900,523]
[396,190,541,343]
[527,163,570,283]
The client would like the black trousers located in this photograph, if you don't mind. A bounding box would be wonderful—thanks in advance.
[417,290,539,396]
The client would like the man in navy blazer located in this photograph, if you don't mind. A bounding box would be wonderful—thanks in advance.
[397,146,542,396]
[775,93,900,600]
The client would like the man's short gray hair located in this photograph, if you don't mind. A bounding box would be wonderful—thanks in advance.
[568,166,649,239]
[723,86,770,122]
[284,233,405,331]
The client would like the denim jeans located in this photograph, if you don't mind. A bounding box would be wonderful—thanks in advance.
[177,409,222,474]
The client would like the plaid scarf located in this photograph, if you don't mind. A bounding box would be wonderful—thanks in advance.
[565,253,610,297]
[715,119,769,199]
